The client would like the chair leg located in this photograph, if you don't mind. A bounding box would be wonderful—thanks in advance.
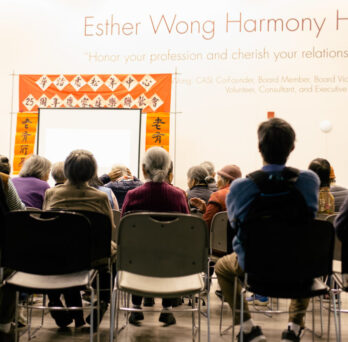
[97,273,100,342]
[240,287,244,342]
[15,291,19,342]
[232,277,237,342]
[198,293,201,342]
[90,286,95,342]
[192,295,196,342]
[311,298,315,342]
[206,290,210,342]
[110,287,115,342]
[115,289,121,341]
[331,290,340,342]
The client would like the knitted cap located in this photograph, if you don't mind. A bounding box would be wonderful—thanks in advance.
[217,165,242,181]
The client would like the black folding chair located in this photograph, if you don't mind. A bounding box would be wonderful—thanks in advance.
[234,219,337,342]
[1,210,105,342]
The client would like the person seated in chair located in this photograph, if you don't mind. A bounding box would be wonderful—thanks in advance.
[99,164,143,209]
[308,158,335,215]
[43,149,115,330]
[122,146,189,326]
[215,118,319,342]
[0,172,25,341]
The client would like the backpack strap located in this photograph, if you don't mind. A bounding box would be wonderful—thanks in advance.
[247,167,300,193]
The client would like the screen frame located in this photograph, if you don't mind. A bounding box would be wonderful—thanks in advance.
[37,107,142,177]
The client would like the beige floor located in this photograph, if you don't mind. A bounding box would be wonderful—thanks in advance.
[20,280,346,342]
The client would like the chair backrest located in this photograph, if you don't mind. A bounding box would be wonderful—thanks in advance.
[210,211,232,256]
[70,210,112,263]
[325,214,341,261]
[117,212,208,278]
[244,219,334,292]
[2,210,92,275]
[112,209,121,242]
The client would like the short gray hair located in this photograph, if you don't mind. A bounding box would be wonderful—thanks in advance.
[142,147,171,182]
[51,161,66,184]
[19,155,51,180]
[200,161,215,176]
[187,165,210,184]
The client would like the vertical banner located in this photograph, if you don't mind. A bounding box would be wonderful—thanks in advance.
[146,113,170,151]
[13,113,38,174]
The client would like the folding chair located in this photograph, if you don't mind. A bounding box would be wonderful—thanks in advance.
[233,219,338,342]
[330,214,348,342]
[112,209,121,242]
[110,212,209,342]
[1,210,106,342]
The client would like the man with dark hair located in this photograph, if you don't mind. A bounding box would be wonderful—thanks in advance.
[215,118,320,342]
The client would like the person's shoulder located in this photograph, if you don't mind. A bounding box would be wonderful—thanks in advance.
[230,176,256,191]
[297,169,320,185]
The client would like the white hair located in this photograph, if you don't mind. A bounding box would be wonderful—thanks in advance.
[142,147,171,183]
[200,161,215,176]
[19,155,51,180]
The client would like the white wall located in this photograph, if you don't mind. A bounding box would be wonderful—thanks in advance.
[1,0,348,189]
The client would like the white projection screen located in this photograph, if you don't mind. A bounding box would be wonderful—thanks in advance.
[37,108,142,181]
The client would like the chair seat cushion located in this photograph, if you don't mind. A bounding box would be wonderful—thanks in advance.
[6,270,96,292]
[117,270,204,297]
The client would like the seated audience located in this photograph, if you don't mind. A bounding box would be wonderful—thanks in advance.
[0,155,10,174]
[12,155,51,209]
[335,195,348,240]
[186,165,214,205]
[122,146,189,326]
[330,166,348,212]
[50,161,66,186]
[190,164,242,227]
[43,149,115,329]
[0,172,25,340]
[200,161,218,192]
[100,165,143,208]
[165,161,187,197]
[309,158,335,215]
[89,175,119,210]
[215,118,319,342]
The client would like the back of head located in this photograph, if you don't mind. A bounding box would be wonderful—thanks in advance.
[111,164,129,177]
[19,155,52,180]
[142,147,171,183]
[51,161,66,184]
[217,164,242,184]
[64,149,97,185]
[258,118,295,164]
[200,161,215,177]
[187,165,210,185]
[0,155,10,175]
[308,158,331,187]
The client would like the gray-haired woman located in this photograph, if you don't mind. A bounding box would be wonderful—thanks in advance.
[122,147,189,326]
[186,165,214,204]
[12,155,51,209]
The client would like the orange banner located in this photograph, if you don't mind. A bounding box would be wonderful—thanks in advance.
[13,113,38,174]
[16,74,172,171]
[146,113,170,151]
[19,74,172,113]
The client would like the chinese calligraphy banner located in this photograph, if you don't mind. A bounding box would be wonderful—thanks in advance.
[146,113,170,151]
[15,73,172,173]
[19,74,171,112]
[13,113,38,174]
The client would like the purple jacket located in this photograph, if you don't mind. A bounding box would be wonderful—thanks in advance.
[12,176,50,209]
